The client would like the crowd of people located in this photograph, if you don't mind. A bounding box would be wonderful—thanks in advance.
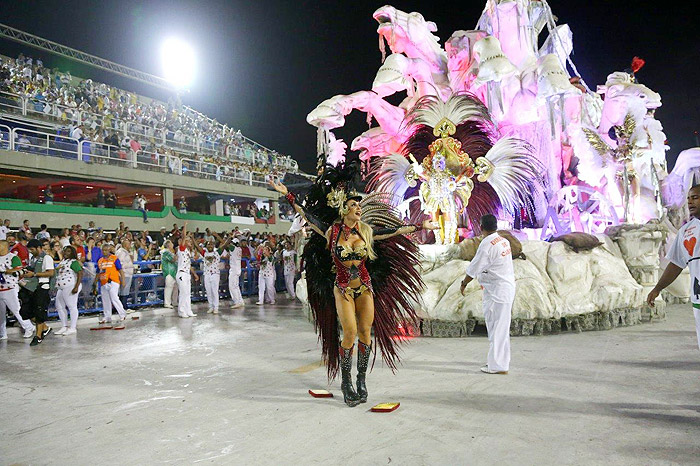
[0,53,300,179]
[0,217,305,345]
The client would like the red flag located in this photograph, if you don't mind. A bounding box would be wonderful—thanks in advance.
[631,56,646,74]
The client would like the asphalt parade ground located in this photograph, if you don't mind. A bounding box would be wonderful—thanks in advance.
[1,302,699,465]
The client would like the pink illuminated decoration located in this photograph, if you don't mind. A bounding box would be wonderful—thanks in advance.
[307,1,682,236]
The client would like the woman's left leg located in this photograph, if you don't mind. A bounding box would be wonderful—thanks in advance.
[354,291,375,403]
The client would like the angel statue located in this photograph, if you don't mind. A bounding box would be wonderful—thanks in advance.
[583,113,644,222]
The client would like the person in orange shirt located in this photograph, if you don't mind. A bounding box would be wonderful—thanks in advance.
[97,244,126,324]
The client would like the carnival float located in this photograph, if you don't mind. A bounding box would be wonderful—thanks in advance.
[296,1,700,336]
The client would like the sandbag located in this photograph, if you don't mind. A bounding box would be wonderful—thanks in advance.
[550,232,603,253]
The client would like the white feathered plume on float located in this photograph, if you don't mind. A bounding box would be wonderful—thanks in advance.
[369,93,547,242]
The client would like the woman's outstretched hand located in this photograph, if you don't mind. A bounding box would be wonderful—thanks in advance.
[269,178,288,195]
[422,220,439,231]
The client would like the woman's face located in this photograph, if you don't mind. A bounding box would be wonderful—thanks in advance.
[63,246,74,259]
[343,199,362,223]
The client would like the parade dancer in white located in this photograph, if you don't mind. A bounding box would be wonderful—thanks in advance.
[0,240,35,339]
[227,238,245,309]
[176,222,199,318]
[648,184,700,350]
[460,215,515,374]
[200,236,231,314]
[282,242,297,300]
[54,245,83,335]
[256,244,276,305]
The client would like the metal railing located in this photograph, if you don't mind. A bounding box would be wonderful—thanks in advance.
[35,257,292,317]
[6,125,283,186]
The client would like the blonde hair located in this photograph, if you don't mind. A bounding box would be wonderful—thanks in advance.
[326,220,377,261]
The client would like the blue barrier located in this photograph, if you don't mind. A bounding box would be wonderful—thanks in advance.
[41,256,290,318]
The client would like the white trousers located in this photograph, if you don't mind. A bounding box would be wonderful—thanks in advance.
[695,308,700,351]
[228,271,243,305]
[56,284,81,329]
[101,282,126,321]
[204,273,220,311]
[0,288,33,335]
[284,271,296,299]
[164,275,178,308]
[258,274,276,303]
[483,290,514,372]
[176,271,193,317]
[119,275,133,297]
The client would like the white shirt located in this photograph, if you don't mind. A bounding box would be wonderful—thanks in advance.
[177,246,192,273]
[228,247,242,274]
[36,254,54,284]
[282,250,296,274]
[666,217,700,303]
[59,236,71,248]
[56,259,79,290]
[0,225,9,240]
[465,232,515,298]
[202,249,221,275]
[115,247,135,277]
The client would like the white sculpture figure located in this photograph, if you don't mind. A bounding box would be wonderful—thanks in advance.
[307,3,672,236]
[373,5,448,74]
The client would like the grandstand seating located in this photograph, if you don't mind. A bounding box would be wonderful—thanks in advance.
[0,53,302,182]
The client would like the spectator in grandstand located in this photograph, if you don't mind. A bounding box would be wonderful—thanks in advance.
[9,232,29,268]
[176,222,199,318]
[58,229,71,248]
[282,241,297,300]
[19,220,30,236]
[36,224,50,241]
[54,245,83,336]
[178,196,188,214]
[161,240,178,309]
[256,243,276,305]
[71,124,84,141]
[105,191,117,208]
[82,236,100,308]
[224,202,231,216]
[24,239,55,346]
[0,219,10,240]
[200,235,231,314]
[97,244,127,325]
[135,194,148,223]
[0,239,35,340]
[44,186,54,204]
[96,188,105,208]
[16,132,30,151]
[49,241,63,262]
[115,238,135,311]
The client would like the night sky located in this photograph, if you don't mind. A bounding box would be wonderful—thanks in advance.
[0,0,698,173]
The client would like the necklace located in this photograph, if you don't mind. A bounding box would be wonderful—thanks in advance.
[342,223,359,241]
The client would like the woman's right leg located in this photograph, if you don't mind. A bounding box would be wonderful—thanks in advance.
[333,287,357,349]
[55,289,68,329]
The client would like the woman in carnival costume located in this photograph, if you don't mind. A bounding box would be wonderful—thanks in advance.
[270,159,438,407]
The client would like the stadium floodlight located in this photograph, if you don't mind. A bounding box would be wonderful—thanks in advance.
[161,37,196,89]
